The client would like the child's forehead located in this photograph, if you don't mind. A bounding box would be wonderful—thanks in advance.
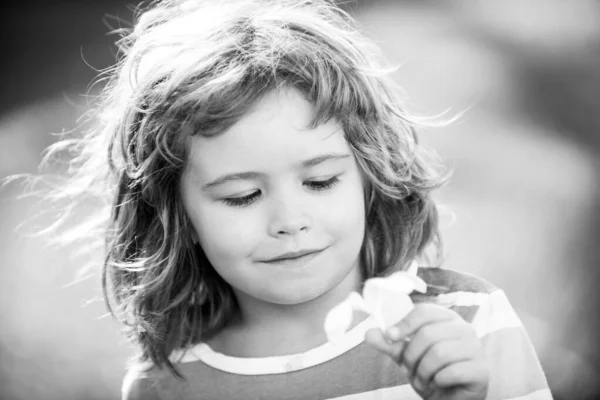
[234,89,317,128]
[186,89,351,177]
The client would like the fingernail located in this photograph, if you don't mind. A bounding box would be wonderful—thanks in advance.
[386,326,402,341]
[412,377,423,392]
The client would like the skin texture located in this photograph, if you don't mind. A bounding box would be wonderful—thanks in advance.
[365,303,489,400]
[179,88,366,356]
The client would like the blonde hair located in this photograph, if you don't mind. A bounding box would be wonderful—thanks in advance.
[35,0,449,376]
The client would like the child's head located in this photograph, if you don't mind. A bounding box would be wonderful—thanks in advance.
[180,87,367,312]
[61,0,446,372]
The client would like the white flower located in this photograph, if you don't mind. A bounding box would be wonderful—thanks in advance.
[324,261,427,343]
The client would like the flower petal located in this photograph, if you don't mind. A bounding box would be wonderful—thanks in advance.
[386,272,428,294]
[406,260,419,276]
[323,261,426,339]
[324,294,355,343]
[377,294,414,329]
[363,279,416,330]
[347,291,369,313]
[363,285,385,329]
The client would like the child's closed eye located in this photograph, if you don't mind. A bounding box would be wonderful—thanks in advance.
[222,190,261,207]
[221,176,341,208]
[305,175,340,191]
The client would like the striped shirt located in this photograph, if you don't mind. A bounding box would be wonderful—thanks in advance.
[122,268,553,400]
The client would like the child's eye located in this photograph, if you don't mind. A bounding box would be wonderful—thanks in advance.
[222,190,261,207]
[305,176,340,191]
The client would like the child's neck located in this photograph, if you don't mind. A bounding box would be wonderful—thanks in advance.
[207,268,363,358]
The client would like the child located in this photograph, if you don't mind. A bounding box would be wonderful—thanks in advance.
[44,0,552,399]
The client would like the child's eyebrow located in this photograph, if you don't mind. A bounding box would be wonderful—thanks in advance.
[301,153,351,168]
[202,172,265,190]
[202,153,351,190]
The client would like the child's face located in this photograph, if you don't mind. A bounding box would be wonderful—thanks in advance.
[180,88,365,310]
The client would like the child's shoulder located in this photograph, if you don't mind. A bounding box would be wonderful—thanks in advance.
[121,362,187,400]
[121,363,160,400]
[416,266,498,296]
[413,267,519,331]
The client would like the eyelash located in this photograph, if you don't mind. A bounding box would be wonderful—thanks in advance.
[222,176,341,208]
[305,176,340,191]
[222,192,261,208]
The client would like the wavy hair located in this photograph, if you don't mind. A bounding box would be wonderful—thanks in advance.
[33,0,451,376]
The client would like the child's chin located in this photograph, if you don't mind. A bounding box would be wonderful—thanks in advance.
[261,288,324,306]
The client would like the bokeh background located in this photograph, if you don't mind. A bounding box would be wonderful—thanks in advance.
[1,0,599,399]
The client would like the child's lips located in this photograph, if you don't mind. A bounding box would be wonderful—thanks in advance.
[261,248,325,267]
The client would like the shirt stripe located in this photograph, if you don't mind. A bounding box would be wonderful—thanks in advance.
[173,316,378,375]
[324,386,555,400]
[325,384,420,399]
[483,327,551,399]
[467,290,523,337]
[505,389,553,400]
[324,387,553,400]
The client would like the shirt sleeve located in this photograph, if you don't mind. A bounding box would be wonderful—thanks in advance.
[121,364,161,400]
[470,289,553,400]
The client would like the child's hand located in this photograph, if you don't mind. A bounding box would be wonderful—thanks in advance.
[364,304,489,400]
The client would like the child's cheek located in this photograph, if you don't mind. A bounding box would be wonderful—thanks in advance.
[328,177,365,231]
[195,205,262,258]
[317,174,366,259]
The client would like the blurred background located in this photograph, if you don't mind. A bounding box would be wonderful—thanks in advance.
[1,0,599,399]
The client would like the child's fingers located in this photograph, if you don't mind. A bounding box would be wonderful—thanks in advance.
[401,319,477,373]
[386,304,458,342]
[364,328,412,377]
[364,328,406,361]
[412,338,479,390]
[432,359,489,391]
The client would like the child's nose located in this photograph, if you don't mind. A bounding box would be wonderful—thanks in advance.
[267,196,311,237]
[271,221,309,237]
